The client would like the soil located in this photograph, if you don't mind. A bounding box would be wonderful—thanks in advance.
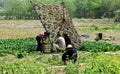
[0,20,120,45]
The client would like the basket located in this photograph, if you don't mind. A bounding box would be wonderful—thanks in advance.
[41,43,51,53]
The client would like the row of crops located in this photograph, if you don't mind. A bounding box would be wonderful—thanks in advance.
[83,41,120,52]
[0,37,120,56]
[0,37,120,74]
[0,37,36,57]
[1,54,120,74]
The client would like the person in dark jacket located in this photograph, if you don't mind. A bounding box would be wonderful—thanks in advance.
[63,33,71,47]
[62,44,77,64]
[36,31,50,52]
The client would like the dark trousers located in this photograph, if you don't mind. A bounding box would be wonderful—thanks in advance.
[36,36,43,52]
[62,49,77,64]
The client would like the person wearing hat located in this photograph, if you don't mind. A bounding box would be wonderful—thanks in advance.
[36,31,50,52]
[62,44,77,64]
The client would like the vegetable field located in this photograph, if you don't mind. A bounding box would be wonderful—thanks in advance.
[0,19,120,74]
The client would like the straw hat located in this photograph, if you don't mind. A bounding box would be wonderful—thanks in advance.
[67,44,73,48]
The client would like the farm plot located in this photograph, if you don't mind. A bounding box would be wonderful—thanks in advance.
[0,37,120,74]
[0,19,120,74]
[0,19,120,44]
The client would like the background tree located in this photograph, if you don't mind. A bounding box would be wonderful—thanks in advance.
[1,0,120,19]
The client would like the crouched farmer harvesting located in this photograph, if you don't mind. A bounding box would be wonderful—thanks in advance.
[62,44,77,64]
[36,32,50,52]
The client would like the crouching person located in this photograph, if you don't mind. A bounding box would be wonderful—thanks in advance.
[53,33,66,52]
[36,31,50,52]
[62,44,77,64]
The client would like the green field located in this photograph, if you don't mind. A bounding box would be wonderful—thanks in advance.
[0,19,120,44]
[0,19,120,74]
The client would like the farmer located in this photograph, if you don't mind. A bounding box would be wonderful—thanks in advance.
[53,33,66,52]
[36,31,50,52]
[63,33,71,47]
[62,44,77,64]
